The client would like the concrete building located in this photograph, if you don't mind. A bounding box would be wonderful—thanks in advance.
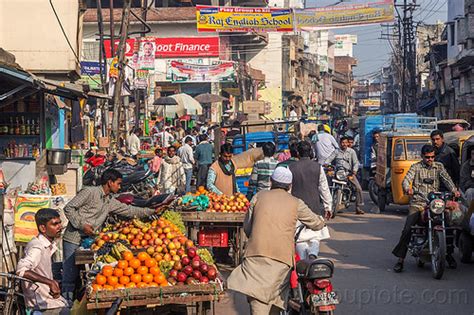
[334,34,357,58]
[0,0,84,80]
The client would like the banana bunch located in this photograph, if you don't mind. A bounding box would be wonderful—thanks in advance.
[110,242,130,260]
[96,254,117,264]
[132,218,151,229]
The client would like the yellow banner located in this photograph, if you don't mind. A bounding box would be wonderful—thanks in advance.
[196,5,294,32]
[295,0,394,29]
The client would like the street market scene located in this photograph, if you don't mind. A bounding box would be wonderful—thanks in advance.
[1,0,474,314]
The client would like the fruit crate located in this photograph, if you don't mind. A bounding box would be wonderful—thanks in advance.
[198,228,229,247]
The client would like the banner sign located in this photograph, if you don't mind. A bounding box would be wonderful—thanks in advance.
[104,37,220,58]
[80,61,103,89]
[196,5,293,32]
[14,195,51,243]
[167,60,235,83]
[359,99,381,107]
[138,38,156,70]
[134,69,149,89]
[295,0,394,29]
[109,57,119,78]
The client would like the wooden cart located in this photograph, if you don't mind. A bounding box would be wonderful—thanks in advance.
[86,283,224,313]
[179,212,247,266]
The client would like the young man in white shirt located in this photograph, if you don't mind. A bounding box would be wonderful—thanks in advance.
[16,208,70,313]
[178,136,195,193]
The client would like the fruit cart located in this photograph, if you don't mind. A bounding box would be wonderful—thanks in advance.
[179,211,247,267]
[86,282,224,313]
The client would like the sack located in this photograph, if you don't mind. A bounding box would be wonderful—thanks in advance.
[232,148,264,169]
[297,225,330,242]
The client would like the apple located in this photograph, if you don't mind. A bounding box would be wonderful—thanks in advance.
[174,261,183,271]
[122,227,131,234]
[200,263,209,273]
[131,228,139,235]
[169,269,178,278]
[141,239,148,246]
[163,227,171,234]
[207,267,217,280]
[167,277,177,285]
[191,259,201,270]
[185,240,194,249]
[173,255,181,262]
[154,238,163,246]
[177,272,187,283]
[102,235,110,242]
[181,256,191,266]
[131,239,140,247]
[199,276,209,284]
[183,265,193,275]
[163,253,172,262]
[186,277,197,285]
[146,247,155,255]
[192,270,202,280]
[177,248,185,257]
[159,233,166,239]
[187,247,197,258]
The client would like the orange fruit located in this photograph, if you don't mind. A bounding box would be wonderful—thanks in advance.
[119,276,130,285]
[91,283,102,291]
[123,267,134,276]
[136,266,148,275]
[117,260,128,269]
[125,282,136,288]
[137,282,148,288]
[159,280,169,287]
[114,284,125,290]
[113,268,124,277]
[103,284,114,290]
[122,251,134,261]
[137,252,150,262]
[102,266,114,277]
[95,274,107,285]
[129,258,141,269]
[142,273,154,284]
[154,274,166,284]
[107,276,119,287]
[149,266,161,276]
[145,258,157,268]
[149,282,158,287]
[198,186,205,193]
[130,274,142,284]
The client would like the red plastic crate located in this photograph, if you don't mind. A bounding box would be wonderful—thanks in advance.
[198,228,229,247]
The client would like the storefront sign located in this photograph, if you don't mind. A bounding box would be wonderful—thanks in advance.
[196,5,294,32]
[359,99,381,107]
[295,0,394,29]
[167,60,236,83]
[243,100,265,114]
[104,37,220,58]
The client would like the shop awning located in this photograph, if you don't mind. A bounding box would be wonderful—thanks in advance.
[0,63,40,106]
[42,79,86,100]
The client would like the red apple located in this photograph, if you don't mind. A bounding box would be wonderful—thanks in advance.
[207,267,217,280]
[183,265,193,275]
[181,256,191,266]
[200,263,209,273]
[192,270,202,280]
[199,276,209,284]
[177,272,187,283]
[187,247,197,258]
[169,269,178,278]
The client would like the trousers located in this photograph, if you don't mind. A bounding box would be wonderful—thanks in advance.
[348,176,364,211]
[61,240,80,304]
[248,297,282,315]
[197,164,210,188]
[184,168,193,193]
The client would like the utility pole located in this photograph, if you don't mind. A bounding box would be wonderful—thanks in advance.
[112,0,132,143]
[110,0,115,57]
[96,0,108,138]
[428,36,443,119]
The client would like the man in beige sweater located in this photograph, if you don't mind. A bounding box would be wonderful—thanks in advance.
[227,167,325,315]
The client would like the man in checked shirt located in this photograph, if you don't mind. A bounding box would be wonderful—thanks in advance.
[61,169,159,304]
[392,144,460,273]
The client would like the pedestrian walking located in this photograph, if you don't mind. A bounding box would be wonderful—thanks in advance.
[126,128,141,159]
[194,134,214,187]
[178,136,195,193]
[157,146,186,194]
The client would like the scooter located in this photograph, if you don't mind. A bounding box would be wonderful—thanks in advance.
[287,227,338,314]
[325,165,356,218]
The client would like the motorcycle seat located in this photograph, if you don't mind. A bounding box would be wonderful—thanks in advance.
[296,258,334,279]
[122,169,150,184]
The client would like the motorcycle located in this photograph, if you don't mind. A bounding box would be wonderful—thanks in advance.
[116,193,174,209]
[325,165,356,218]
[368,163,378,206]
[288,227,338,315]
[408,191,457,280]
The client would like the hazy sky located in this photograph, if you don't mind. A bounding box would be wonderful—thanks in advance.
[306,0,447,76]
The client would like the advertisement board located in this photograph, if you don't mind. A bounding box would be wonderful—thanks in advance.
[14,195,51,243]
[80,61,103,90]
[294,0,394,29]
[196,5,293,32]
[104,37,220,58]
[167,60,236,83]
[359,99,381,107]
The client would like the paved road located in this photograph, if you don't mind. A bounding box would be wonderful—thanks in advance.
[215,193,474,315]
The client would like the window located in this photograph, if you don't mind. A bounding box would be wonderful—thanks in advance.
[406,139,427,160]
[450,24,455,47]
[393,139,405,161]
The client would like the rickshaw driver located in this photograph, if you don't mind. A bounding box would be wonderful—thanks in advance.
[392,144,460,273]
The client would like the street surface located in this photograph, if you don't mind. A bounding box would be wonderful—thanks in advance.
[215,193,474,315]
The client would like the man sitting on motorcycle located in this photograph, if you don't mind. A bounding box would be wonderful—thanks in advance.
[392,144,460,272]
[325,136,365,215]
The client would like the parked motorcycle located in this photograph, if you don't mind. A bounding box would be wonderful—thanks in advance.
[288,227,338,315]
[325,165,356,218]
[408,191,457,280]
[116,193,174,209]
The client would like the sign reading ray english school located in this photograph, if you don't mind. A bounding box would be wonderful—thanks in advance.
[104,37,220,58]
[196,5,293,32]
[295,0,394,29]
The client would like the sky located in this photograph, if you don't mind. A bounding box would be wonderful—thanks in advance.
[306,0,448,76]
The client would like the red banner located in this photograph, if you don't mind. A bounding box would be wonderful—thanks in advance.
[104,37,220,58]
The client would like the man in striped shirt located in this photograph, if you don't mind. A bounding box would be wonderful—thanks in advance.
[247,142,278,199]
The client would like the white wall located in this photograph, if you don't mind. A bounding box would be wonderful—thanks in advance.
[0,0,80,73]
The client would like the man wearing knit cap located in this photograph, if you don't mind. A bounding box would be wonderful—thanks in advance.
[227,167,325,315]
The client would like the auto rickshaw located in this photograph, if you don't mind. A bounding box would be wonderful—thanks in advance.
[374,116,436,211]
[444,130,474,160]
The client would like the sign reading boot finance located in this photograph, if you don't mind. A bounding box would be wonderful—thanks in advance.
[196,6,293,32]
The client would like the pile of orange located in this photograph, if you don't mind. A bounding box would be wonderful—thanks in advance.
[91,251,168,291]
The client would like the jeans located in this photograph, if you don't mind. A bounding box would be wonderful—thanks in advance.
[184,168,193,193]
[61,240,80,304]
[348,176,364,211]
[296,240,320,259]
[196,164,210,188]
